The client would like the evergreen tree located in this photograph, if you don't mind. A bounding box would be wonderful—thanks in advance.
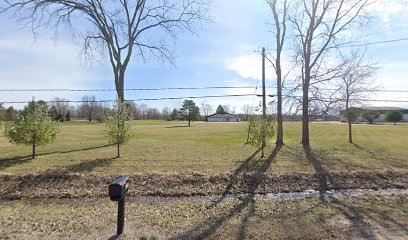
[171,108,179,120]
[49,106,58,121]
[65,111,71,121]
[216,105,227,114]
[4,100,59,159]
[5,106,18,121]
[179,100,200,126]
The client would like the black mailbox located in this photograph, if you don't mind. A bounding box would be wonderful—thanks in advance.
[109,176,130,236]
[109,176,130,201]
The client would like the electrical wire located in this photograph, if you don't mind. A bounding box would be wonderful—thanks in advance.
[1,86,407,93]
[0,86,257,92]
[0,94,260,104]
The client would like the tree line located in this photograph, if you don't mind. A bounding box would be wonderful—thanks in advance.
[0,98,249,159]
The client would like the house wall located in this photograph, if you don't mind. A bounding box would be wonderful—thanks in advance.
[340,114,408,122]
[368,114,408,122]
[207,117,241,122]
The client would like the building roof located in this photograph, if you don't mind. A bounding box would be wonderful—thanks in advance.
[363,107,408,111]
[208,113,240,118]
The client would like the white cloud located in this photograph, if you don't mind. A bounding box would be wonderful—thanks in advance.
[366,0,408,25]
[225,53,280,81]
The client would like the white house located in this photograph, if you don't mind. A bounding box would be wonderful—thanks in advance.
[207,113,241,122]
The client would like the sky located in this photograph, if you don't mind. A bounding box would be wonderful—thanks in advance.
[0,0,407,113]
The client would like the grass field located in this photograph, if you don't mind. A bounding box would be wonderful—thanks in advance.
[1,120,407,175]
[1,120,407,239]
[1,195,407,239]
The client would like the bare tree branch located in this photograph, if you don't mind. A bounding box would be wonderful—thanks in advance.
[1,0,211,101]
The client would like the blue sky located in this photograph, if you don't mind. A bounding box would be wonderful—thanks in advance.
[0,0,407,113]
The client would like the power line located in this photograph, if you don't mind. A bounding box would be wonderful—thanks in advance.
[2,95,408,104]
[1,86,408,93]
[345,37,408,48]
[0,94,260,104]
[0,86,257,92]
[279,86,408,93]
[282,95,408,103]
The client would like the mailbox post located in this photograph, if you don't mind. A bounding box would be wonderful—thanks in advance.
[109,176,130,236]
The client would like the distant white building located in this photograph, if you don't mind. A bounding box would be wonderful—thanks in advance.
[207,113,241,122]
[340,107,408,122]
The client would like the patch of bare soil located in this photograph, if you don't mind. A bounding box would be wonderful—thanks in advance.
[1,171,407,200]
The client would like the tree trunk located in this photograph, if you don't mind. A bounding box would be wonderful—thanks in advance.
[302,85,309,145]
[117,142,120,158]
[115,67,126,103]
[348,121,353,144]
[32,137,36,159]
[276,69,284,146]
[188,110,191,126]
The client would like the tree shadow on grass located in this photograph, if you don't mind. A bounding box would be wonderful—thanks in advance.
[61,157,116,173]
[165,125,192,128]
[1,157,116,199]
[0,144,113,171]
[170,146,281,240]
[353,143,379,159]
[0,155,33,171]
[37,144,113,156]
[352,143,407,169]
[302,144,408,239]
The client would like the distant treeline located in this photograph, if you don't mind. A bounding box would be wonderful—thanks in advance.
[0,96,341,123]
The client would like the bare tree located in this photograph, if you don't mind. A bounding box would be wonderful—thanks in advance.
[200,102,213,119]
[241,104,254,121]
[2,0,210,102]
[229,105,237,115]
[289,0,371,145]
[338,50,378,143]
[49,97,70,121]
[266,0,289,146]
[139,103,149,119]
[126,102,142,120]
[222,104,231,114]
[162,106,171,120]
[80,95,99,122]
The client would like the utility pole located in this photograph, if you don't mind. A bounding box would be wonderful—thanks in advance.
[261,47,266,157]
[262,47,266,119]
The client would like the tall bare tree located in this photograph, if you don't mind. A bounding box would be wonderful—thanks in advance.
[266,0,289,146]
[50,97,70,121]
[289,0,371,145]
[200,102,213,119]
[241,104,254,121]
[338,50,378,143]
[80,95,99,122]
[2,0,210,102]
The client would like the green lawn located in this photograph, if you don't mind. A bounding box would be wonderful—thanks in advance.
[1,120,407,175]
